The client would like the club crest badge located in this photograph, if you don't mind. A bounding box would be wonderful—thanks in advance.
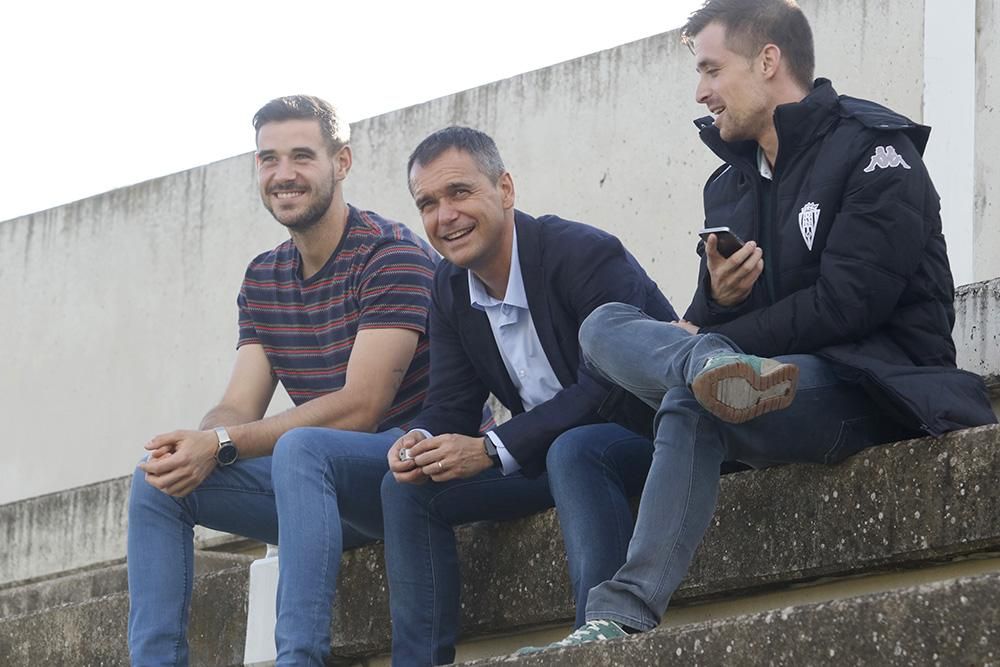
[798,202,820,251]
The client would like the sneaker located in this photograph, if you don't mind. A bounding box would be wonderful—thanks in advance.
[691,353,799,423]
[514,619,629,655]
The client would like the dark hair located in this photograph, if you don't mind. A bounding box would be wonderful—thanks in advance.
[406,126,505,191]
[252,95,350,154]
[682,0,814,90]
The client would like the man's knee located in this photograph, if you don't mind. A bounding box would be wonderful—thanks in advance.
[380,470,433,517]
[128,462,176,517]
[272,426,324,466]
[580,302,643,365]
[546,426,603,477]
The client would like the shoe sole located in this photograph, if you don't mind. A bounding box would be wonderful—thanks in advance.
[691,360,799,424]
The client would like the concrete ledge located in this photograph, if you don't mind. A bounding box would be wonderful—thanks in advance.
[326,425,1000,658]
[0,564,250,667]
[466,572,1000,665]
[0,475,253,587]
[1,425,997,664]
[955,277,1000,393]
[0,551,250,620]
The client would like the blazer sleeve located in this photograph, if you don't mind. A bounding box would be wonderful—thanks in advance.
[407,274,491,438]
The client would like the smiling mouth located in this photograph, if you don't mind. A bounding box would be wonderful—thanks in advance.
[710,106,725,120]
[273,190,305,200]
[442,226,474,242]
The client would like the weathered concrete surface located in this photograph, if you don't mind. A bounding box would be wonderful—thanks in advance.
[3,426,998,664]
[0,476,130,587]
[955,278,1000,395]
[466,572,1000,666]
[0,565,250,667]
[0,551,249,619]
[0,0,930,505]
[977,0,1000,282]
[327,425,1000,658]
[0,474,250,587]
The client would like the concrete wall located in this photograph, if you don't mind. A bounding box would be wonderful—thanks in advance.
[977,0,1000,281]
[0,0,985,504]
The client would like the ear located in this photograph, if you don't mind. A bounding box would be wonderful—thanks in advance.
[498,171,515,209]
[759,43,781,80]
[334,145,353,182]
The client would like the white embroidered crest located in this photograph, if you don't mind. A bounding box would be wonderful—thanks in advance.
[863,145,911,173]
[798,202,820,250]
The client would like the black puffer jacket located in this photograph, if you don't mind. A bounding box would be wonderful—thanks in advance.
[684,79,995,436]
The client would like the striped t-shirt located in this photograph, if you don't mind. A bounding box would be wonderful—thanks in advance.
[237,205,437,431]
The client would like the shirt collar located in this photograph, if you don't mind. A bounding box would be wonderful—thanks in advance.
[468,224,528,310]
[756,146,774,180]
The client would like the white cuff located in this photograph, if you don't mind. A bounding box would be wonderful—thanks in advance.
[485,430,520,475]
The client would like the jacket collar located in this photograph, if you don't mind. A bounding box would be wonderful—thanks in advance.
[695,78,841,172]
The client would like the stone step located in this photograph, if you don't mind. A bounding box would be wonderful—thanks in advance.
[0,475,253,590]
[1,424,997,665]
[459,571,1000,666]
[328,424,1000,659]
[0,551,250,620]
[0,562,251,667]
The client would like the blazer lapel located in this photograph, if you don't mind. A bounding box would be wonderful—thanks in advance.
[515,211,576,388]
[450,271,522,409]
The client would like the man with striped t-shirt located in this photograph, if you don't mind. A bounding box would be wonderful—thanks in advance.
[126,96,437,665]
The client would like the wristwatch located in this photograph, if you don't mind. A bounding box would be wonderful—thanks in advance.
[482,436,501,469]
[214,427,239,466]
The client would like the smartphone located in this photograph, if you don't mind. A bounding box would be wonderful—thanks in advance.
[698,226,746,259]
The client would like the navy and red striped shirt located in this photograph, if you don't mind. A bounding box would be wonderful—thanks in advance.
[237,205,437,431]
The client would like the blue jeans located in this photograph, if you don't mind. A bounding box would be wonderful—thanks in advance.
[380,423,652,666]
[127,427,401,666]
[578,303,914,631]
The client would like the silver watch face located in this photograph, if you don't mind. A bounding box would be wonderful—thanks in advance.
[217,443,239,466]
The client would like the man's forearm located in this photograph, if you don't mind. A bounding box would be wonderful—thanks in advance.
[221,387,382,459]
[199,404,258,431]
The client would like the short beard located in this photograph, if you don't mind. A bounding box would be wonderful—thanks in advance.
[263,183,335,232]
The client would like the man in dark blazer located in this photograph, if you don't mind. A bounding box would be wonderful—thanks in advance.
[382,126,677,666]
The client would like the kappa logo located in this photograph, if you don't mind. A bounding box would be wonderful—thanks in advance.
[863,145,911,173]
[798,202,820,251]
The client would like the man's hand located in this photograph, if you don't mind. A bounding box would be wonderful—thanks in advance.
[139,430,219,498]
[387,430,430,485]
[706,234,764,307]
[389,432,493,484]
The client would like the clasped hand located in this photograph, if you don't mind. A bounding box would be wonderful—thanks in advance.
[387,431,493,484]
[139,429,219,498]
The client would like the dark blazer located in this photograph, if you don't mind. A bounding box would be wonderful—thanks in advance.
[410,210,677,478]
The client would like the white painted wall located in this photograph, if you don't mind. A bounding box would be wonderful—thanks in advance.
[1,0,984,504]
[976,0,1000,282]
[924,0,976,286]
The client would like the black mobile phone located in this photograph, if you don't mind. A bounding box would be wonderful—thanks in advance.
[698,226,746,258]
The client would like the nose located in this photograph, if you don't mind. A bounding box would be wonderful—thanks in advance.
[695,76,710,105]
[275,156,297,182]
[437,198,460,225]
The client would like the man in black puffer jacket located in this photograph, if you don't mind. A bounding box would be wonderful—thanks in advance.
[519,0,996,653]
